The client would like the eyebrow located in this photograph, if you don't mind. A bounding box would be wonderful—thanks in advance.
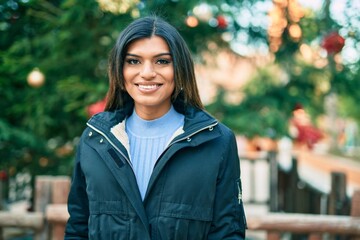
[125,53,172,58]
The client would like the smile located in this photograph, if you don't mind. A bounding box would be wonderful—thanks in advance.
[136,84,162,91]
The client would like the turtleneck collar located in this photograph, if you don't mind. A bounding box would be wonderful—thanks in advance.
[126,105,184,138]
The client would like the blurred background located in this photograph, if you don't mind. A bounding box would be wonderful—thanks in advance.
[1,0,360,239]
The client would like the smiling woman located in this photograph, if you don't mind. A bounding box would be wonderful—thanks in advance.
[65,15,247,240]
[123,36,175,120]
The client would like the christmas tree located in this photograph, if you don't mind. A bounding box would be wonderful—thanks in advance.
[0,0,249,178]
[1,0,360,182]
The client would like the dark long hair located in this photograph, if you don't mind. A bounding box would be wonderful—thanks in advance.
[105,16,204,112]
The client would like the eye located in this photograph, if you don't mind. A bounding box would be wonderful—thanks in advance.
[156,58,172,65]
[125,58,140,65]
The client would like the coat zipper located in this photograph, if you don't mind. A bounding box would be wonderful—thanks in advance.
[87,123,134,170]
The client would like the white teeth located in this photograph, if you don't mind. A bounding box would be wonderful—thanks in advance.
[138,84,158,90]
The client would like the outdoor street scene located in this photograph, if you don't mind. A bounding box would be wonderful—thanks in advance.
[1,0,360,239]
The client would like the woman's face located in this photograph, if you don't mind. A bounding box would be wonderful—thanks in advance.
[123,36,175,120]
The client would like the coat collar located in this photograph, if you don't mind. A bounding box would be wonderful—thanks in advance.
[87,105,218,137]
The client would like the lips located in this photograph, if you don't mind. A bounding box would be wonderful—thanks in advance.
[135,83,162,91]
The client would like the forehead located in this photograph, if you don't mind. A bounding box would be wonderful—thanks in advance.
[126,36,170,54]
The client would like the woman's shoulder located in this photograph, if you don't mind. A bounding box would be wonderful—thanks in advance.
[216,121,235,136]
[76,109,128,141]
[199,109,236,137]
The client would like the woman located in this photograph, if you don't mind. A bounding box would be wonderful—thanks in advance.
[65,16,247,239]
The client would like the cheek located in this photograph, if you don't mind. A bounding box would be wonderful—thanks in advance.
[165,69,175,83]
[122,68,132,82]
[123,68,137,89]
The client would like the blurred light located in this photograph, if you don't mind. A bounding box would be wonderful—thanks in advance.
[207,41,218,50]
[299,44,313,62]
[96,0,139,14]
[298,0,322,11]
[268,4,287,42]
[269,37,282,52]
[342,44,360,65]
[334,53,342,64]
[288,23,302,40]
[318,80,331,93]
[7,0,19,10]
[334,53,344,71]
[0,22,10,31]
[221,32,233,42]
[185,16,199,28]
[273,0,288,8]
[27,68,45,88]
[131,8,140,18]
[314,58,328,69]
[39,157,49,167]
[288,0,304,22]
[208,18,218,27]
[268,0,304,52]
[100,36,111,46]
[236,8,252,28]
[193,3,213,21]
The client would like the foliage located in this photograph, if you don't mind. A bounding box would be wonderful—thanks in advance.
[207,0,360,142]
[1,0,360,178]
[0,0,244,177]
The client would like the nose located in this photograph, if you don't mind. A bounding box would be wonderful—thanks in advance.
[140,62,156,79]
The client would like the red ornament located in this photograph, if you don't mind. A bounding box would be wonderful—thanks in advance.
[0,170,8,181]
[321,32,345,54]
[216,15,228,29]
[87,98,107,117]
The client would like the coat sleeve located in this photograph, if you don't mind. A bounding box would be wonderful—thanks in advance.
[207,129,247,239]
[64,138,89,240]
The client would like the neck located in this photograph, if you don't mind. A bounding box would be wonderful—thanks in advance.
[134,103,171,120]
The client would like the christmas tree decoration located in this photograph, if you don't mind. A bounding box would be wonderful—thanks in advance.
[87,98,107,117]
[216,15,228,29]
[321,32,345,54]
[27,68,45,88]
[0,170,8,181]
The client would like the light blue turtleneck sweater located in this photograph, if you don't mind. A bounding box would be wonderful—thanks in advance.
[126,106,184,200]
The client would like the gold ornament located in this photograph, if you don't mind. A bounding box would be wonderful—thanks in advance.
[27,68,45,88]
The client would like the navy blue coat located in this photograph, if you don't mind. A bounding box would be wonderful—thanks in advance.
[65,106,247,239]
